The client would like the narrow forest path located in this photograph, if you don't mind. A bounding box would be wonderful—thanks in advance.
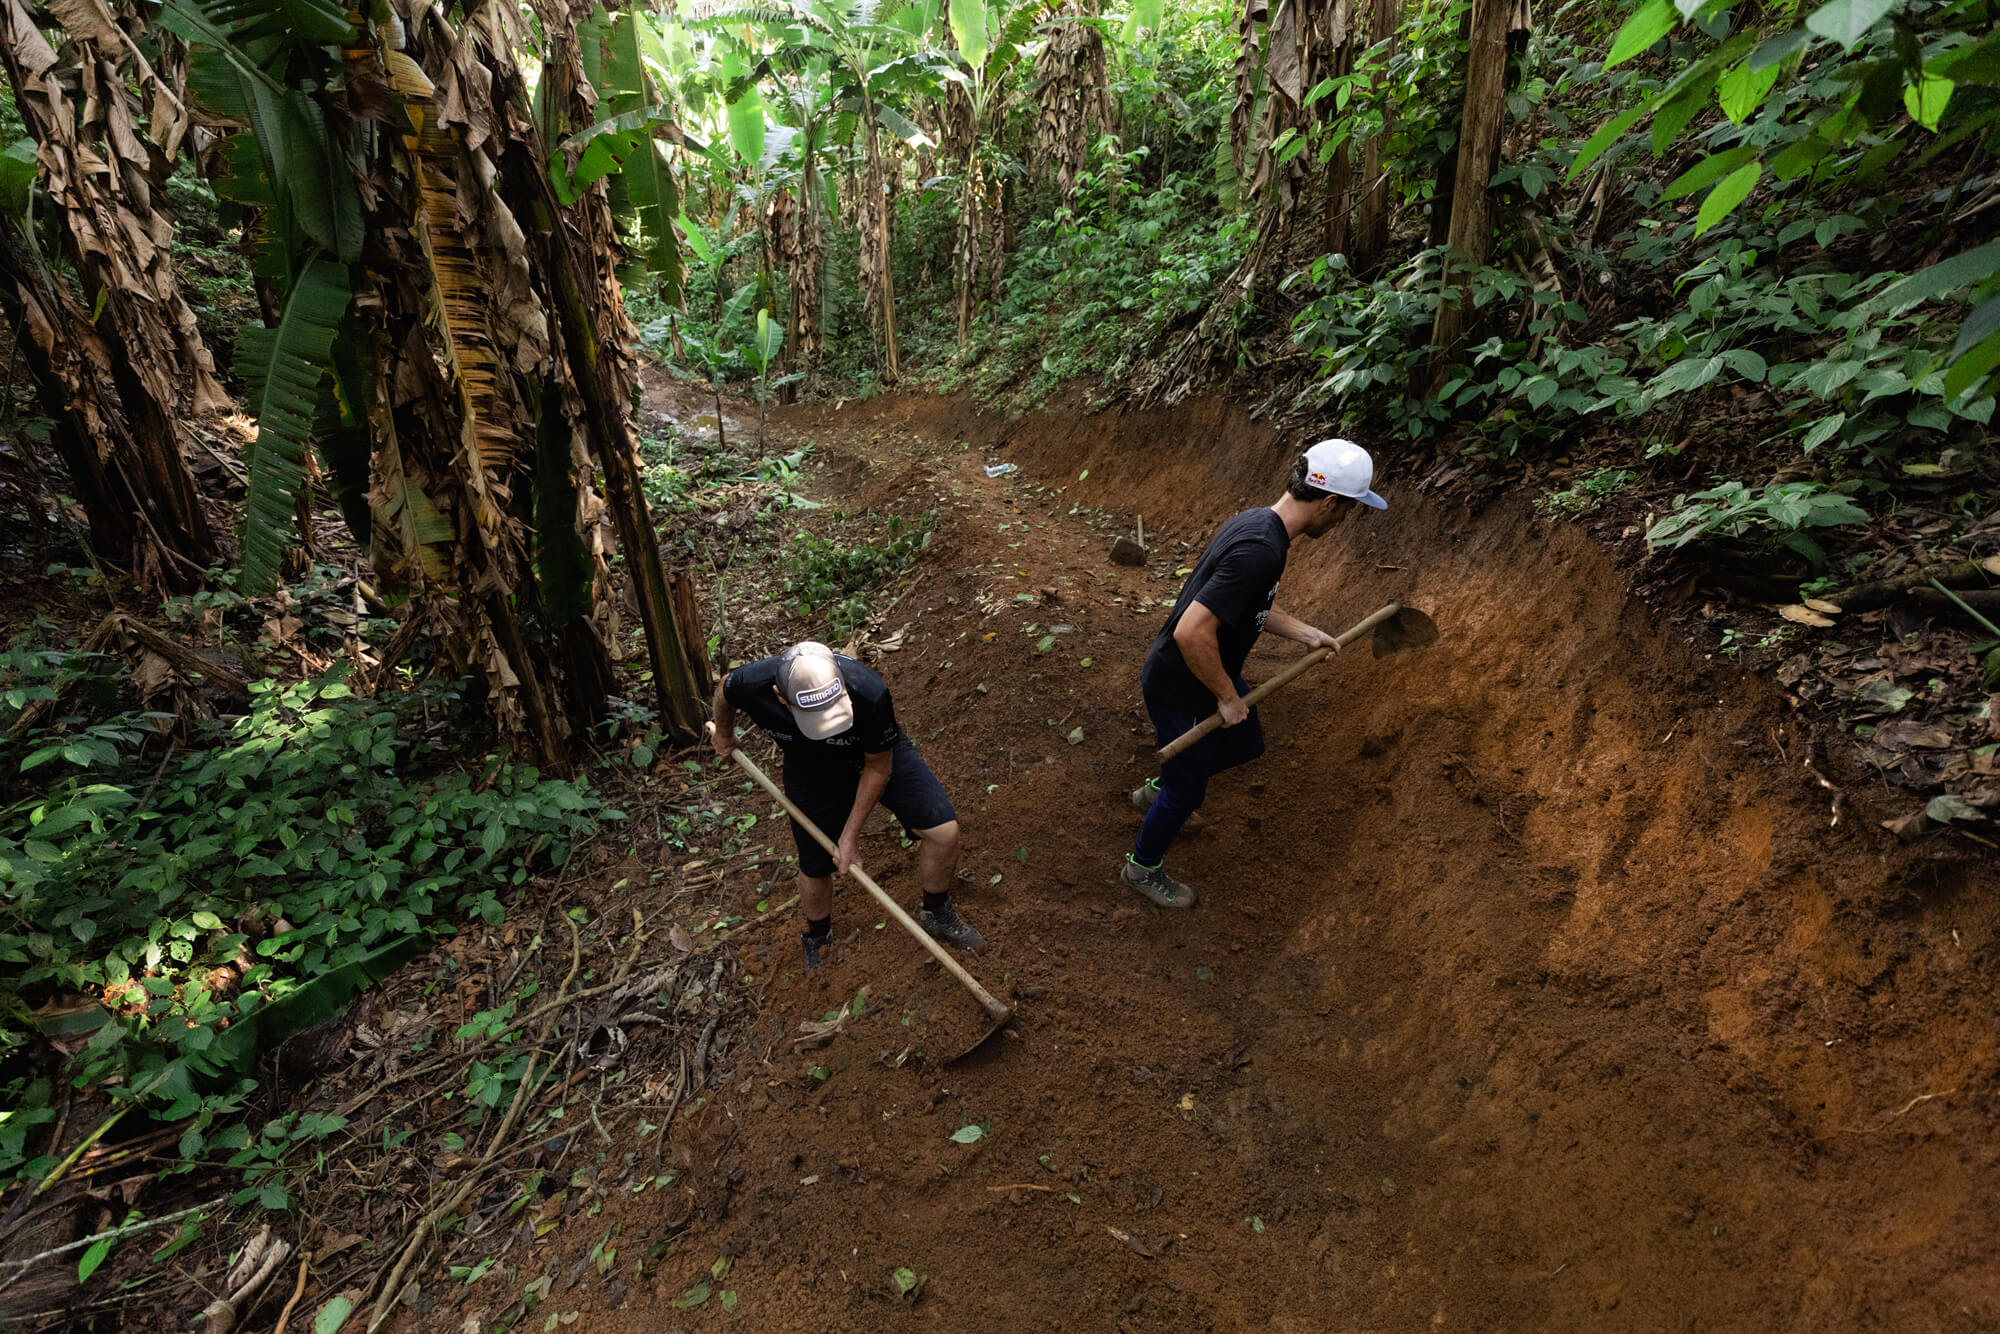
[527,394,1997,1333]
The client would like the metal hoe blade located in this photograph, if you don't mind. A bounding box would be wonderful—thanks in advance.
[1372,605,1442,658]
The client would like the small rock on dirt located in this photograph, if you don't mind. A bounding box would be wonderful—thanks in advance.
[1110,536,1147,566]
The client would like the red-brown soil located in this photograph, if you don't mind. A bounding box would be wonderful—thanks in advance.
[459,393,1999,1332]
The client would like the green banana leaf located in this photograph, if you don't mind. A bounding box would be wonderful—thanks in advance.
[238,260,352,593]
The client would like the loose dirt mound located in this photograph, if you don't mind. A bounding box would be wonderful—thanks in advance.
[521,395,1998,1333]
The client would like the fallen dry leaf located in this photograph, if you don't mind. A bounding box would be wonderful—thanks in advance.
[1105,1225,1154,1257]
[1881,810,1929,841]
[1779,605,1836,628]
[1874,721,1956,751]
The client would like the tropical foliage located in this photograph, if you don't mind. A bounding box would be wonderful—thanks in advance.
[1,0,1997,1265]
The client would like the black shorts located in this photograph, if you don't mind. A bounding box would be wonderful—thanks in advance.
[782,738,957,878]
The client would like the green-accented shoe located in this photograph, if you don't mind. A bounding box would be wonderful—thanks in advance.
[1130,779,1206,834]
[1120,856,1196,909]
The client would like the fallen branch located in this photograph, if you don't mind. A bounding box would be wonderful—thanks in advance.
[1832,557,2000,613]
[1923,580,2000,636]
[0,1196,225,1285]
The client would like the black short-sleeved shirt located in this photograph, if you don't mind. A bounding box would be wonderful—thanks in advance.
[722,653,902,772]
[1140,508,1291,707]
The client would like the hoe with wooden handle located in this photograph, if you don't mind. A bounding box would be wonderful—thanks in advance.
[1158,601,1441,761]
[706,724,1014,1054]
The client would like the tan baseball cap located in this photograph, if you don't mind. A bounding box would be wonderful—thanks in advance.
[777,642,854,741]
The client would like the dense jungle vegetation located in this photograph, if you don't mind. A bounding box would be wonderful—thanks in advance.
[0,0,1997,1322]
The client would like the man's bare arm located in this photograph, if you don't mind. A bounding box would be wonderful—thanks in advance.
[1172,602,1250,726]
[836,749,894,874]
[1264,605,1339,652]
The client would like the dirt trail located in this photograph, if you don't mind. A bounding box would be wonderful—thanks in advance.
[564,395,1997,1332]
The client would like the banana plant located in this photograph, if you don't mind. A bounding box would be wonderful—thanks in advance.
[155,0,710,760]
[154,0,364,593]
[942,0,1058,341]
[748,306,804,446]
[702,0,945,380]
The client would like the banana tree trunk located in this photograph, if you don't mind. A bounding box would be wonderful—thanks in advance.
[0,0,224,590]
[523,25,710,744]
[859,97,901,382]
[0,221,139,569]
[1320,8,1359,258]
[954,151,984,343]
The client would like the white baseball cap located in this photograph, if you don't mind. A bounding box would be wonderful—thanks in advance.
[777,642,854,740]
[1301,438,1387,509]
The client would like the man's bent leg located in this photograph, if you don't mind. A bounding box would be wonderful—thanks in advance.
[912,819,960,899]
[798,872,834,922]
[1132,750,1211,867]
[784,760,852,970]
[910,819,984,950]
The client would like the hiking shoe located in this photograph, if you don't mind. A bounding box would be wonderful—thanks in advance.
[1130,779,1206,834]
[1121,857,1196,909]
[918,900,986,952]
[801,931,830,971]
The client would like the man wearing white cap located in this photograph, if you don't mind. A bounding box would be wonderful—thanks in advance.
[710,641,982,968]
[1123,439,1387,907]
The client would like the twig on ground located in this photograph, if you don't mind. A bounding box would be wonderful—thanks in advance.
[363,917,583,1332]
[0,1197,226,1287]
[271,1254,310,1334]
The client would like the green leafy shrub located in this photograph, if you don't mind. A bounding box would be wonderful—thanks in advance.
[784,511,935,635]
[1644,480,1868,566]
[0,665,600,1187]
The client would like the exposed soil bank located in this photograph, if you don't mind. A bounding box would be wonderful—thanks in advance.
[495,393,1998,1333]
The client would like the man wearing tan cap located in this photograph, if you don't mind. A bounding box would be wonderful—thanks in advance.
[710,641,982,969]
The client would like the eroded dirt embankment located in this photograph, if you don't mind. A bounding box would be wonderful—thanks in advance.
[564,393,1997,1333]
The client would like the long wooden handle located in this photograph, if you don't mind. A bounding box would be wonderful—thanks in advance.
[707,725,1012,1024]
[1156,602,1403,762]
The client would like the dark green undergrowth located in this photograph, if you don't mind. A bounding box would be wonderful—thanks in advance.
[0,646,603,1194]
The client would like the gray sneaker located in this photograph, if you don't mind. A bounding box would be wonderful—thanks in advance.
[918,900,985,952]
[1130,779,1206,834]
[1120,857,1196,909]
[801,931,829,971]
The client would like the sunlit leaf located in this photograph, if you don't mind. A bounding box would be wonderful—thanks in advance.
[1904,72,1954,130]
[1567,105,1644,182]
[1717,61,1780,123]
[1804,0,1903,51]
[1606,0,1678,69]
[313,1297,353,1334]
[948,0,989,71]
[77,1236,112,1282]
[1660,145,1757,202]
[1694,161,1762,234]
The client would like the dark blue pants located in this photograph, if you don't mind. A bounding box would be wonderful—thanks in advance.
[1132,674,1264,866]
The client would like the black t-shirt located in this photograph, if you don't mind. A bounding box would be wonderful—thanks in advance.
[722,653,902,772]
[1141,508,1291,706]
